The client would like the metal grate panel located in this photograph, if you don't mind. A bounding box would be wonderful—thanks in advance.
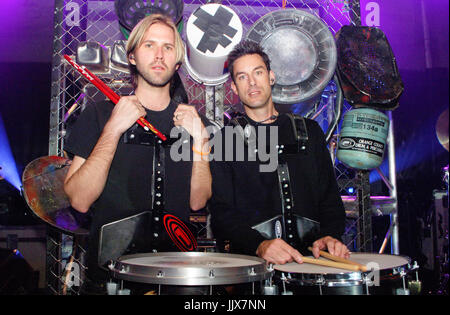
[48,0,363,294]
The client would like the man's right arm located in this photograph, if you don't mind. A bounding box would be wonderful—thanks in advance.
[64,96,146,213]
[64,124,122,213]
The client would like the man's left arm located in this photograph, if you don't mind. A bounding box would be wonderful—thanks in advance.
[190,136,212,210]
[173,104,212,210]
[309,120,348,257]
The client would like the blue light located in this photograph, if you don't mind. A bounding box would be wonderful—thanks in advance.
[0,113,22,191]
[13,249,24,259]
[370,112,448,184]
[347,187,355,194]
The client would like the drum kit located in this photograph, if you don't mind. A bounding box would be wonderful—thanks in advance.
[102,251,420,295]
[20,155,422,295]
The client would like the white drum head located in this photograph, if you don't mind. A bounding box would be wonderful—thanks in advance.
[274,253,410,274]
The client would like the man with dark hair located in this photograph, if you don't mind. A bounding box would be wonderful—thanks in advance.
[209,40,349,265]
[227,41,272,83]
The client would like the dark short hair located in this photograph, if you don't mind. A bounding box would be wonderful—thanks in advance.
[227,40,271,82]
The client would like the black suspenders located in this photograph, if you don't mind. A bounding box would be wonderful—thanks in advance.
[150,139,166,253]
[230,113,309,247]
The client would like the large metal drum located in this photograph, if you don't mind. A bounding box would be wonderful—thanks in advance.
[274,253,414,295]
[108,252,271,294]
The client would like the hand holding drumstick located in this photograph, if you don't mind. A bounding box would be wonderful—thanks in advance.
[307,246,368,272]
[310,236,350,259]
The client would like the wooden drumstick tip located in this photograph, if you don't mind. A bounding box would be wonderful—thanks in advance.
[301,256,361,272]
[307,246,368,272]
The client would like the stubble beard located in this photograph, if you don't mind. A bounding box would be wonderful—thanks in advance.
[137,63,177,88]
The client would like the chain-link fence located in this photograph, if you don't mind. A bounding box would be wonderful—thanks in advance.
[48,0,369,295]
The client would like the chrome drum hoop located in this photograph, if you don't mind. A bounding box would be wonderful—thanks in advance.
[109,252,272,286]
[275,253,412,288]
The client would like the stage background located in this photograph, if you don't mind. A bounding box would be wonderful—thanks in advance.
[0,0,448,285]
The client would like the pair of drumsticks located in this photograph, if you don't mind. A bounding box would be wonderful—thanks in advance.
[302,247,368,272]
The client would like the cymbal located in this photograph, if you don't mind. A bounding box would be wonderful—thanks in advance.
[436,108,449,151]
[22,156,90,235]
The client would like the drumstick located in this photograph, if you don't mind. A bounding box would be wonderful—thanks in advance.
[301,257,361,272]
[63,55,167,141]
[307,247,368,272]
[64,54,159,137]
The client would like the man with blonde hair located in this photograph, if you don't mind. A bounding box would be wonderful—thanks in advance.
[64,14,212,293]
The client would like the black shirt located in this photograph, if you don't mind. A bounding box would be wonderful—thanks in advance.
[65,99,198,280]
[208,114,346,256]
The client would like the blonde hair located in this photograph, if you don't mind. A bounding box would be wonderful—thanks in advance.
[126,14,185,85]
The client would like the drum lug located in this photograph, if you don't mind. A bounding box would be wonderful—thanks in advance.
[156,270,164,278]
[410,261,419,272]
[316,275,325,286]
[108,260,115,270]
[119,265,129,274]
[363,273,373,287]
[249,267,256,276]
[209,270,215,278]
[400,270,406,277]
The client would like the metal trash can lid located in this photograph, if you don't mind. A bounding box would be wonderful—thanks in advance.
[246,9,337,105]
[115,0,184,32]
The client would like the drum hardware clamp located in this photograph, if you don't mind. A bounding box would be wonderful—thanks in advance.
[408,262,422,295]
[363,273,373,295]
[264,264,278,295]
[157,271,164,278]
[397,270,410,295]
[263,282,279,295]
[317,275,325,295]
[280,273,293,295]
[412,262,420,282]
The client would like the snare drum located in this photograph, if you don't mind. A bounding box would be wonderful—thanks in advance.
[108,252,271,295]
[273,253,413,295]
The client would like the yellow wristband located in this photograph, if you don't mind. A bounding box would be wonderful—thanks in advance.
[192,145,211,156]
